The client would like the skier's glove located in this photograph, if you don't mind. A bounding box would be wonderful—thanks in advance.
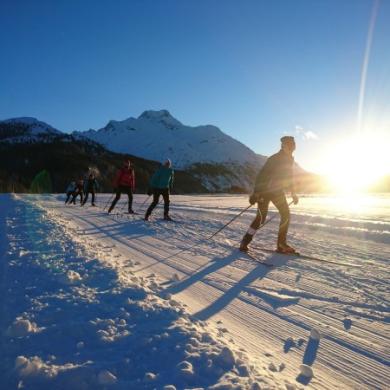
[292,194,299,205]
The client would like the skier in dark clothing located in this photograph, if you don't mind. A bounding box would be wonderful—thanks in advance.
[108,160,135,214]
[65,181,76,204]
[70,178,84,205]
[240,136,299,254]
[145,159,174,221]
[82,174,99,206]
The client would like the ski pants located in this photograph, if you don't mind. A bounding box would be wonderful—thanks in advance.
[247,191,290,245]
[145,188,170,217]
[65,191,74,204]
[83,190,96,205]
[70,190,84,204]
[109,186,133,212]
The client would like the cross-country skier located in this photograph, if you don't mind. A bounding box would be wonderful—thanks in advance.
[82,173,99,206]
[69,177,84,205]
[65,180,76,204]
[144,159,174,221]
[240,136,299,254]
[108,160,135,214]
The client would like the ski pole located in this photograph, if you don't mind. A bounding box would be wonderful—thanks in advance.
[161,203,254,261]
[136,194,151,214]
[103,192,115,211]
[207,204,253,241]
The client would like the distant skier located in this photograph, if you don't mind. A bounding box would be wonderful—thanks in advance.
[70,178,84,205]
[108,160,135,214]
[240,136,299,254]
[64,180,76,204]
[82,173,99,206]
[144,159,174,221]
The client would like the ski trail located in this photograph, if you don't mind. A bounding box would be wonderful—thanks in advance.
[30,194,390,389]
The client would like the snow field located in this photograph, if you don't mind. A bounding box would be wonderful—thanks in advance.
[0,194,281,389]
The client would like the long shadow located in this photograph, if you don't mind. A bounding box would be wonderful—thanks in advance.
[296,336,320,386]
[194,259,272,321]
[162,250,240,296]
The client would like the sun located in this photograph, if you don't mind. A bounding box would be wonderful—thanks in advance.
[317,133,389,193]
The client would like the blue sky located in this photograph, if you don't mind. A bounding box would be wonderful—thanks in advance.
[1,0,389,172]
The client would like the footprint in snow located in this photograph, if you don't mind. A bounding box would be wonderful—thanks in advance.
[343,318,352,330]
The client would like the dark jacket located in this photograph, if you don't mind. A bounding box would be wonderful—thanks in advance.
[254,150,295,194]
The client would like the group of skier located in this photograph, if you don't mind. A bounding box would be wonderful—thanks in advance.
[64,135,299,254]
[65,159,174,221]
[65,173,99,206]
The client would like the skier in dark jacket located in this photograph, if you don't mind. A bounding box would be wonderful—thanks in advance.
[240,136,299,254]
[65,181,76,204]
[70,178,84,205]
[108,160,135,214]
[145,159,174,221]
[82,173,99,206]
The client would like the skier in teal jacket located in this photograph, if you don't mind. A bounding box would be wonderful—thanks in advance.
[145,159,174,221]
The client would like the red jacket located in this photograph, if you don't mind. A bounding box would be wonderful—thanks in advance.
[113,168,135,190]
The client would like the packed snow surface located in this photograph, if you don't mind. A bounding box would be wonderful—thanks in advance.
[1,193,389,389]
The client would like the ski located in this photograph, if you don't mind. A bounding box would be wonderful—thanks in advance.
[253,246,362,268]
[239,249,274,267]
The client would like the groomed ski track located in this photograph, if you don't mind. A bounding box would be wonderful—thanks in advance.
[15,194,390,389]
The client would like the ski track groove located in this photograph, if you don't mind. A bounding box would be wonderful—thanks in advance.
[30,194,390,390]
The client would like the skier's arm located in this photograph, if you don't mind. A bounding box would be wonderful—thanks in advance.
[113,170,121,189]
[253,157,275,194]
[131,169,135,191]
[169,170,174,190]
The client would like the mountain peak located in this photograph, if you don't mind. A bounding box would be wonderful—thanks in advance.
[138,109,182,128]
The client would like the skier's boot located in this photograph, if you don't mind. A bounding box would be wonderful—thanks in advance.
[239,233,253,253]
[92,203,96,207]
[128,209,135,214]
[144,212,150,221]
[276,242,297,254]
[163,215,172,221]
[108,206,114,214]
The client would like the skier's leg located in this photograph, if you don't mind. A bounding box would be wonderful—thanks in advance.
[162,189,170,218]
[272,193,291,249]
[91,191,96,205]
[65,193,71,204]
[70,192,77,205]
[108,189,121,213]
[240,199,269,251]
[127,189,134,213]
[82,192,89,206]
[145,190,159,219]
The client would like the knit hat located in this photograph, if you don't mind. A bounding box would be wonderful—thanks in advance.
[164,159,172,167]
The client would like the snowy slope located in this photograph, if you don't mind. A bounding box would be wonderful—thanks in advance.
[2,193,389,389]
[76,110,266,170]
[0,117,61,143]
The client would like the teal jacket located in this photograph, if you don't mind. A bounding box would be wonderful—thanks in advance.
[150,166,174,189]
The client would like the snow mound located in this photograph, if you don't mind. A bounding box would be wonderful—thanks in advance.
[97,369,117,385]
[58,270,83,284]
[310,328,321,340]
[6,319,39,337]
[299,364,314,378]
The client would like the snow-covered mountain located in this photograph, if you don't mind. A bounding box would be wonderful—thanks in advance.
[76,110,267,191]
[76,110,265,169]
[0,117,61,143]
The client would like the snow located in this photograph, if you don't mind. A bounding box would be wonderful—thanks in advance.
[75,109,266,169]
[1,193,389,389]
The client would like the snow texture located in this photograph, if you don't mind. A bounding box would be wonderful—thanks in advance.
[1,193,389,390]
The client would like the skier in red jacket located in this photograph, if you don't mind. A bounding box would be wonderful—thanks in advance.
[108,160,135,214]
